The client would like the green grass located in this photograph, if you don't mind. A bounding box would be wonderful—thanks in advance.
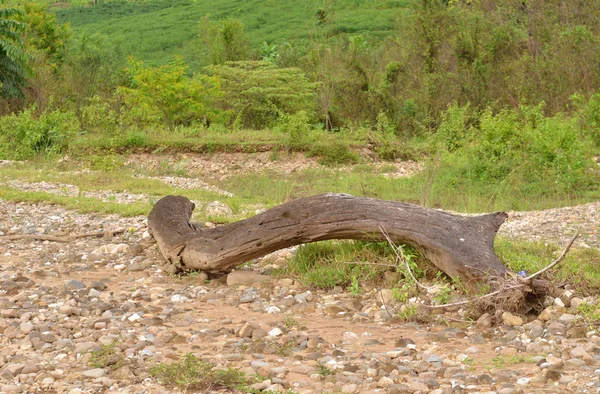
[149,353,248,392]
[495,237,600,294]
[89,342,125,370]
[52,0,411,66]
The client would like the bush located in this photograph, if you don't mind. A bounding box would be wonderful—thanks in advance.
[421,104,598,209]
[205,61,317,129]
[0,107,77,160]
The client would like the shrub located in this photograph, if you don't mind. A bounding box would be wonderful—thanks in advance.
[421,104,598,209]
[0,107,77,160]
[205,61,316,129]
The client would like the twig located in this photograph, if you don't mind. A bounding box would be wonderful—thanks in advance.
[0,228,129,243]
[342,261,398,269]
[379,225,434,292]
[520,231,579,282]
[423,284,526,309]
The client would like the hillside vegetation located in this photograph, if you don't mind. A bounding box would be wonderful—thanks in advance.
[53,0,406,66]
[1,0,600,213]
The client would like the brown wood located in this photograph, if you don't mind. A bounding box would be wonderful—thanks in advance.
[148,194,509,289]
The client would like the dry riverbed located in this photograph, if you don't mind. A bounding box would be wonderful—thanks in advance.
[0,163,599,393]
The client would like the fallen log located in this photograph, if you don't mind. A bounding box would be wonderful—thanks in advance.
[148,194,510,289]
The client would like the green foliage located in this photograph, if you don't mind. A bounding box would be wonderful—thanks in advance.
[495,237,600,293]
[205,61,316,128]
[0,0,29,98]
[417,104,599,211]
[63,32,123,125]
[118,57,221,129]
[197,17,250,65]
[283,240,398,289]
[149,353,247,392]
[53,0,402,66]
[89,342,124,370]
[578,300,600,327]
[0,107,77,159]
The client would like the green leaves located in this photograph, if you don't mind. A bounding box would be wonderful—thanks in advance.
[0,1,28,98]
[118,57,222,129]
[205,60,316,128]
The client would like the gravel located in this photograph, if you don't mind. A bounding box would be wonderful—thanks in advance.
[0,161,599,393]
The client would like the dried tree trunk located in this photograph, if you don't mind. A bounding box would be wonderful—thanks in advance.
[148,194,509,289]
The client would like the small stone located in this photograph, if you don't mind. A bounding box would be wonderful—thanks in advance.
[268,327,282,337]
[558,313,577,324]
[570,298,585,309]
[90,281,107,291]
[82,368,106,378]
[377,376,394,387]
[341,383,359,394]
[502,312,523,326]
[65,279,86,291]
[395,337,415,348]
[538,306,558,321]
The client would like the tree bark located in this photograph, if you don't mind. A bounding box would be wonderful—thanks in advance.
[148,194,509,289]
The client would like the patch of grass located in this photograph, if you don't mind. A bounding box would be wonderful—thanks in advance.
[577,300,600,327]
[149,353,247,393]
[89,342,125,370]
[397,305,419,322]
[485,355,536,370]
[0,186,151,217]
[281,240,399,289]
[495,237,600,293]
[276,340,296,357]
[283,316,299,330]
[316,362,335,377]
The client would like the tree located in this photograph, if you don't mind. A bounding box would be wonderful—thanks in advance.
[205,61,316,128]
[118,57,221,129]
[0,0,28,99]
[197,17,250,65]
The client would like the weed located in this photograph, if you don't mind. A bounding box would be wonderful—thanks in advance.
[276,340,296,357]
[89,342,124,370]
[348,273,362,296]
[431,283,452,305]
[577,300,600,326]
[149,353,247,392]
[397,305,419,321]
[485,355,536,370]
[283,316,299,330]
[316,362,335,377]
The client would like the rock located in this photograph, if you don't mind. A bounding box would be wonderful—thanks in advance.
[64,279,86,291]
[376,289,394,306]
[570,297,585,309]
[395,337,415,348]
[547,322,566,335]
[538,306,558,321]
[476,313,493,329]
[377,376,394,387]
[81,368,106,378]
[90,281,107,291]
[558,313,577,324]
[341,383,359,393]
[227,271,271,286]
[502,312,523,326]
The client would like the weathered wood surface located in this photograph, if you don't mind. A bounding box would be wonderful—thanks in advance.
[148,193,509,289]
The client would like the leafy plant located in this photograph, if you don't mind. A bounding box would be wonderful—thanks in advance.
[205,61,316,128]
[0,107,77,160]
[89,341,124,370]
[149,353,247,392]
[119,57,222,129]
